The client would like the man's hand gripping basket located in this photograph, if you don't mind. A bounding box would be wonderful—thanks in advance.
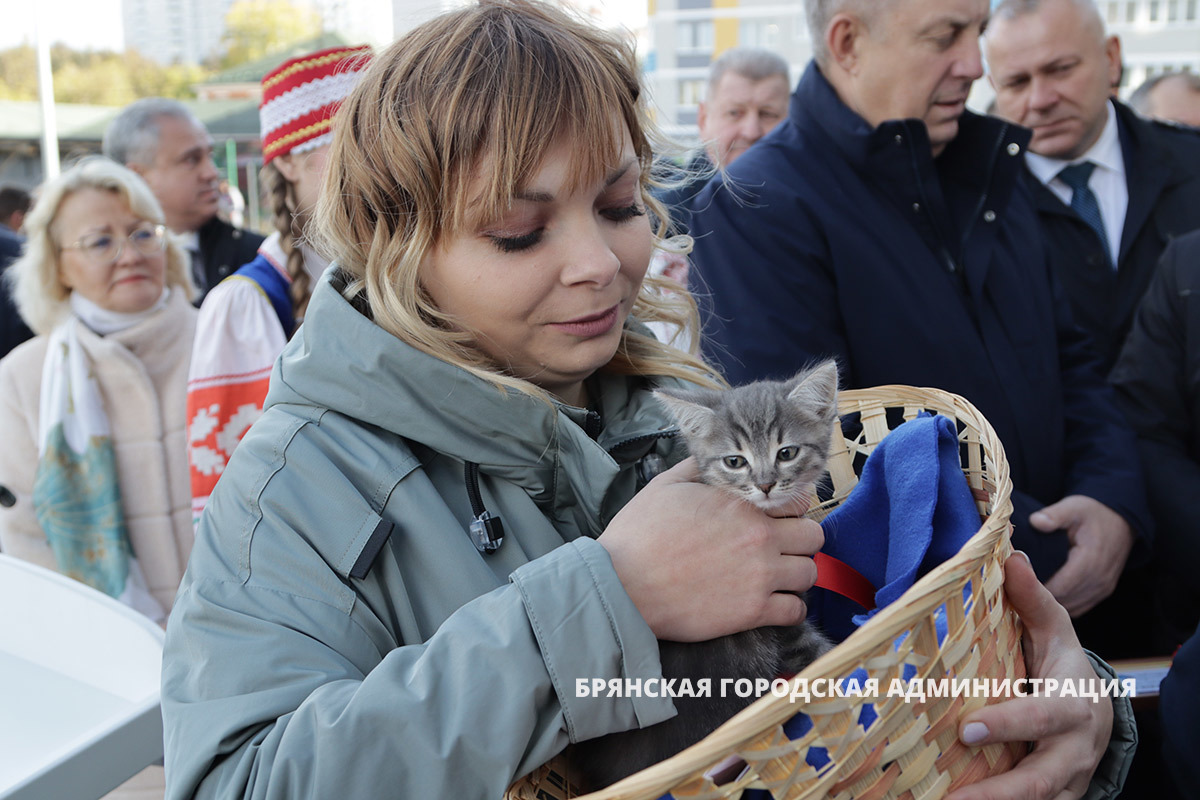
[511,385,1024,800]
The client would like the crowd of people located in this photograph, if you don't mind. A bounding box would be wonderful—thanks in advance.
[0,0,1198,797]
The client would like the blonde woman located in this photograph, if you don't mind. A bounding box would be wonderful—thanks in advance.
[187,45,370,523]
[160,3,1122,798]
[0,156,196,798]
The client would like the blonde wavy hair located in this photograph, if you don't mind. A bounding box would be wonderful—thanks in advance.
[314,0,721,397]
[8,157,193,335]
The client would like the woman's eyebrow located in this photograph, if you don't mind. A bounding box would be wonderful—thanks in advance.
[606,159,637,187]
[513,190,555,203]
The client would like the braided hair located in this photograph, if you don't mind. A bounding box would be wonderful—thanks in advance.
[261,160,311,323]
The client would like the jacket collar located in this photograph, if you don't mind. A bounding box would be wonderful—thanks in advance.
[267,271,682,530]
[791,62,1029,304]
[793,61,1029,186]
[1112,99,1182,265]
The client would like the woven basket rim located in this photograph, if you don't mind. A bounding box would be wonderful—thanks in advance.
[567,384,1015,800]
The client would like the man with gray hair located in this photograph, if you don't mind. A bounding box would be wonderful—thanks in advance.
[1129,70,1200,128]
[690,0,1149,704]
[657,47,790,235]
[984,0,1200,370]
[103,97,263,301]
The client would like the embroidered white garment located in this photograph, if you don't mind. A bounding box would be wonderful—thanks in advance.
[36,304,167,622]
[186,234,290,525]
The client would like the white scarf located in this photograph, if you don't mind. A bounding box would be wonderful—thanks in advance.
[33,292,169,622]
[69,287,170,336]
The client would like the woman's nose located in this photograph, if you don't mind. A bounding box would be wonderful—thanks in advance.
[561,223,621,287]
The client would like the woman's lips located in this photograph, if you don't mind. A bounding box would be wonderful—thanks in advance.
[550,304,620,338]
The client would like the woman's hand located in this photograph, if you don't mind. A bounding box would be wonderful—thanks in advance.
[598,458,824,643]
[945,551,1114,800]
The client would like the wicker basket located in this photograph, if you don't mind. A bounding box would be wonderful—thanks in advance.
[509,385,1025,800]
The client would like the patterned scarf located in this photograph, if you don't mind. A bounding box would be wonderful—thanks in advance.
[32,294,168,622]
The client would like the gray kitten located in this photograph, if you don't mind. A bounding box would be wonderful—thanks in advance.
[570,360,840,791]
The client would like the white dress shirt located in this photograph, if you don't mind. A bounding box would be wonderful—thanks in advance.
[1025,100,1128,268]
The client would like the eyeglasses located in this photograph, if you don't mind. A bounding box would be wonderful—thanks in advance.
[62,222,167,265]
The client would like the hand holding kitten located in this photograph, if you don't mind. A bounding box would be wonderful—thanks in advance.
[599,457,824,643]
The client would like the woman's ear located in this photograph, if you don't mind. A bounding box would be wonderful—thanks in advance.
[272,153,300,184]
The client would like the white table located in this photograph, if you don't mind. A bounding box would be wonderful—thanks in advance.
[0,555,165,799]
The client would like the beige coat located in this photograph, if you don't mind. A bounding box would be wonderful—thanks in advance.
[0,288,197,615]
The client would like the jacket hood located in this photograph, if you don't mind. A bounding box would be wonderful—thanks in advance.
[264,270,684,529]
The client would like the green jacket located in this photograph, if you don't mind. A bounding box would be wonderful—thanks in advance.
[162,270,689,798]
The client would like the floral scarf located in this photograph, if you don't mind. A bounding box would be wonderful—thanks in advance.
[32,293,169,622]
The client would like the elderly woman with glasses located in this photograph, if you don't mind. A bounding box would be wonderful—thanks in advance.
[0,157,196,632]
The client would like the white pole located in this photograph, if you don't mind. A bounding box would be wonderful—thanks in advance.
[34,0,60,181]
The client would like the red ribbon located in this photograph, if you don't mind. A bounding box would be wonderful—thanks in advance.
[813,552,876,611]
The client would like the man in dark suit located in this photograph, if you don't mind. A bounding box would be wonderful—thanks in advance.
[0,185,34,358]
[985,0,1200,371]
[103,98,263,303]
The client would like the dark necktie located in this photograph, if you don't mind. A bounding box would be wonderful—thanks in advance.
[1056,161,1113,268]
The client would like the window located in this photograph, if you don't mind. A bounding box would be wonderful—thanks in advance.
[1149,0,1160,21]
[677,20,715,53]
[1126,1,1137,22]
[1106,1,1120,22]
[678,79,705,106]
[740,20,780,49]
[1187,0,1197,19]
[1168,0,1180,20]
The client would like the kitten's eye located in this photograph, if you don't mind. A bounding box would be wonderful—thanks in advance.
[723,455,747,469]
[776,446,799,462]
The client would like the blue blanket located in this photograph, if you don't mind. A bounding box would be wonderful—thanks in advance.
[808,413,982,643]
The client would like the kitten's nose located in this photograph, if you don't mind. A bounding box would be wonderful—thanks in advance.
[757,482,776,495]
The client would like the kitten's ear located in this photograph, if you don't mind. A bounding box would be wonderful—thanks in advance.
[787,360,840,420]
[655,389,719,439]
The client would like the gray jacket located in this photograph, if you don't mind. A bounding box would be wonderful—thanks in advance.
[162,271,686,798]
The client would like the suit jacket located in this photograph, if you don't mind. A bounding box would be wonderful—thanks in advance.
[1027,100,1200,371]
[195,215,264,303]
[689,63,1150,581]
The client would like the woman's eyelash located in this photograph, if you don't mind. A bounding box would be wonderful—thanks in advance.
[487,204,643,253]
[489,230,543,253]
[603,203,645,222]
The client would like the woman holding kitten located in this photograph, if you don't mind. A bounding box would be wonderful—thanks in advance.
[160,2,1127,798]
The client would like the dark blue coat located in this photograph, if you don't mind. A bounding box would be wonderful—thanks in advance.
[1161,619,1200,797]
[1111,230,1200,647]
[689,63,1150,579]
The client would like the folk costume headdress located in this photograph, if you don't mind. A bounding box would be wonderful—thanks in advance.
[259,44,373,165]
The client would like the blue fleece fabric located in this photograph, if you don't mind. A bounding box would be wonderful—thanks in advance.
[808,413,982,645]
